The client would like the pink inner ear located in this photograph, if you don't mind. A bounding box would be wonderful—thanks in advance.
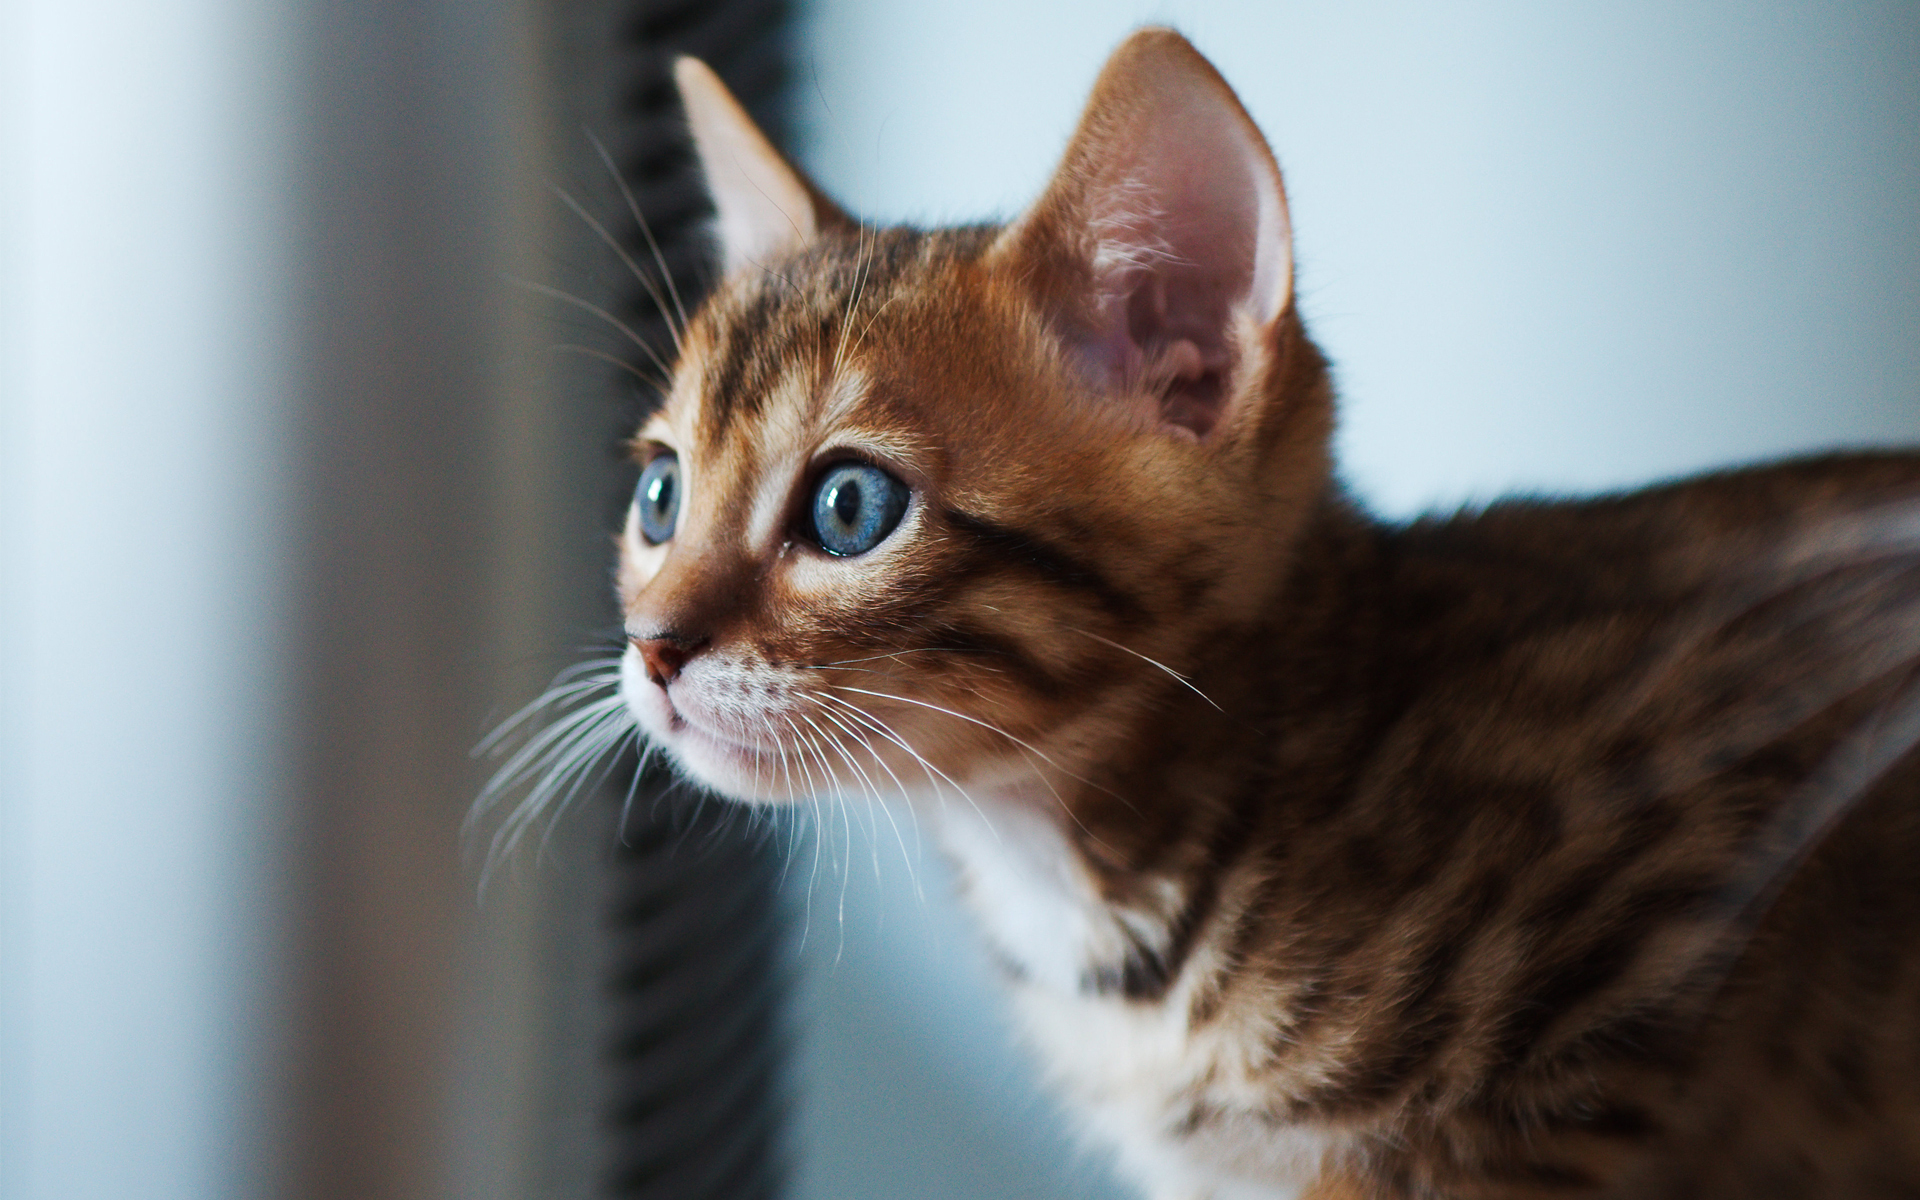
[1068,91,1284,440]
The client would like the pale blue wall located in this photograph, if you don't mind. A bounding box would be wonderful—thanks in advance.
[785,4,1920,1198]
[2,3,299,1198]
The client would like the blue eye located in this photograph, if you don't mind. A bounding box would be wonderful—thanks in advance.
[809,462,909,556]
[636,451,680,544]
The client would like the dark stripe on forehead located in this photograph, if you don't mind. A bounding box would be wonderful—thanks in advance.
[700,282,797,435]
[942,508,1145,621]
[689,223,993,443]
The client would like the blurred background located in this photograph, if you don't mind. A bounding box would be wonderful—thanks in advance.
[3,2,1916,1200]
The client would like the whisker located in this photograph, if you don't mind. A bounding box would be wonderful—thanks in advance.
[769,719,804,890]
[473,660,622,758]
[547,180,683,354]
[788,718,856,954]
[830,683,1106,790]
[831,220,877,383]
[479,700,637,890]
[847,292,903,363]
[780,714,828,952]
[474,691,628,814]
[1064,624,1223,712]
[808,699,924,898]
[496,703,634,837]
[537,721,640,860]
[473,702,627,842]
[799,710,886,886]
[469,654,648,894]
[795,717,857,902]
[547,342,670,393]
[505,275,675,380]
[586,130,690,336]
[817,646,996,668]
[812,690,1000,844]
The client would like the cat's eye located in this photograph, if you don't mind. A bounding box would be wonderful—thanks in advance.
[807,462,910,557]
[635,451,680,544]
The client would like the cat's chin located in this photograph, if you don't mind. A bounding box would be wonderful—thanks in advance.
[618,650,808,805]
[665,729,804,805]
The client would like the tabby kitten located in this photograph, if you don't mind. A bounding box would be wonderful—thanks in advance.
[604,31,1920,1200]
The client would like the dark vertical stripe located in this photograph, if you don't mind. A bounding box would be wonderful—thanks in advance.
[600,6,797,1197]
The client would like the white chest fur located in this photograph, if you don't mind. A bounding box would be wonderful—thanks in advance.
[935,798,1335,1199]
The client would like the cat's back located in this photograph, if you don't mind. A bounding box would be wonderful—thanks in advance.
[1278,450,1920,1196]
[1378,450,1920,646]
[1354,450,1920,797]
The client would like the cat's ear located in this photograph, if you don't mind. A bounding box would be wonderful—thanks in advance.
[675,57,847,273]
[991,29,1292,441]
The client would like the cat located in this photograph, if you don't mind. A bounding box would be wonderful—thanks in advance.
[565,30,1920,1200]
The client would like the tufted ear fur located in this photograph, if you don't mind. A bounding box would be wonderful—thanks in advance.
[990,29,1293,441]
[675,57,848,274]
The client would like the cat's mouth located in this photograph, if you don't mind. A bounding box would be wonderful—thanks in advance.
[618,649,803,800]
[669,714,810,802]
[660,698,779,756]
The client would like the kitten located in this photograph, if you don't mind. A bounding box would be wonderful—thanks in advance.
[598,31,1920,1200]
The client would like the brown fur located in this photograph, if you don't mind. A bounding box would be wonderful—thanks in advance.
[608,30,1920,1199]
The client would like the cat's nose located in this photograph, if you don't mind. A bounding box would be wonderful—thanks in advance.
[630,631,707,687]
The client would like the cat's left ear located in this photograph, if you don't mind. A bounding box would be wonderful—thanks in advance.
[675,57,849,274]
[990,29,1292,441]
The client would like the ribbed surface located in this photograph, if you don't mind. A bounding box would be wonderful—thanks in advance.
[599,2,793,1197]
[606,0,793,358]
[602,803,788,1200]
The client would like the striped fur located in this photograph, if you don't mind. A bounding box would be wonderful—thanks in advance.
[610,31,1920,1199]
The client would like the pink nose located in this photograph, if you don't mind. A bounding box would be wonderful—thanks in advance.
[631,635,703,687]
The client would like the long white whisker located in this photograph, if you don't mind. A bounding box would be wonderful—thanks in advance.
[790,717,851,893]
[469,654,638,893]
[831,684,1050,759]
[1064,625,1222,711]
[799,711,884,886]
[547,181,683,354]
[847,292,902,363]
[472,702,627,843]
[495,703,634,843]
[831,220,877,383]
[536,719,640,860]
[474,692,629,821]
[813,691,999,845]
[587,130,690,335]
[789,718,855,956]
[505,276,675,380]
[829,684,1123,806]
[779,714,826,952]
[808,700,922,899]
[818,646,1001,671]
[478,700,637,891]
[474,663,622,758]
[805,696,901,801]
[770,720,804,891]
[813,690,955,801]
[547,342,670,392]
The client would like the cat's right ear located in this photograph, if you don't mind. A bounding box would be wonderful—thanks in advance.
[990,29,1293,442]
[675,57,848,274]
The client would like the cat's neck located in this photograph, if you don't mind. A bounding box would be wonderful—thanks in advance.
[936,784,1133,994]
[936,496,1388,998]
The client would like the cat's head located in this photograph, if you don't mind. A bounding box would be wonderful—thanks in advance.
[618,30,1333,808]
